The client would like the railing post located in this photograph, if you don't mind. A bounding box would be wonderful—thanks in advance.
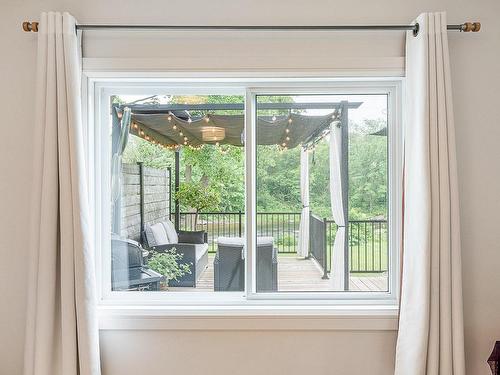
[174,149,180,231]
[238,210,242,237]
[138,162,145,237]
[322,218,328,279]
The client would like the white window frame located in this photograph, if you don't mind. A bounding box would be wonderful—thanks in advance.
[84,75,402,316]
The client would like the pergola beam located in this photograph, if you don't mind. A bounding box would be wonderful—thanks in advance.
[116,102,362,114]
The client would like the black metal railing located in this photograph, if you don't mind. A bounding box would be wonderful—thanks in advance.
[176,211,387,273]
[177,211,301,254]
[325,219,388,273]
[310,213,328,278]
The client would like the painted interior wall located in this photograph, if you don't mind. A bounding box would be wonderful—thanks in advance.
[1,0,499,374]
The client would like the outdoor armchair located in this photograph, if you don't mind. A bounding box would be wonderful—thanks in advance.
[214,236,278,292]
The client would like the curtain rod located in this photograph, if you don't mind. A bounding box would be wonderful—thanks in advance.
[22,21,481,36]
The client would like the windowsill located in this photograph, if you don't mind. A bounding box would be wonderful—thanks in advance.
[98,304,399,331]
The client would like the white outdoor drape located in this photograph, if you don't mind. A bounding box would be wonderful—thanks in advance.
[24,12,101,375]
[297,147,310,257]
[329,123,346,290]
[395,12,465,375]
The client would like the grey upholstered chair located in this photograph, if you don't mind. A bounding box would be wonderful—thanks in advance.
[214,236,278,292]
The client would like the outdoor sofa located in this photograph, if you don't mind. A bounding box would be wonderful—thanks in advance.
[143,219,209,287]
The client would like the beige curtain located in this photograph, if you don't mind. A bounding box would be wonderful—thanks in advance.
[395,12,465,375]
[23,12,101,375]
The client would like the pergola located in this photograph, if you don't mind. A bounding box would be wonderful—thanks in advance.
[111,100,362,290]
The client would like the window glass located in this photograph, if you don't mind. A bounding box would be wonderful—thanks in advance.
[109,93,246,293]
[255,94,389,292]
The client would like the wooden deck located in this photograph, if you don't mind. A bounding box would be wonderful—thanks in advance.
[168,255,387,292]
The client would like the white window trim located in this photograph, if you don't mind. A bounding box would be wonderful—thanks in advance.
[84,73,403,328]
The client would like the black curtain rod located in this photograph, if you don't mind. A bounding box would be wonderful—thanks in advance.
[22,21,481,35]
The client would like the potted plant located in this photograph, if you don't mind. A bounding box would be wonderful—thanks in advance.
[147,248,192,289]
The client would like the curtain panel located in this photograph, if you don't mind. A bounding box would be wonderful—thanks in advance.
[395,12,465,375]
[297,147,310,258]
[329,122,346,290]
[24,12,101,375]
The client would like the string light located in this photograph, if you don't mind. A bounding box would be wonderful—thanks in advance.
[204,115,210,123]
[187,117,192,124]
[179,131,184,136]
[285,128,290,133]
[272,115,277,122]
[288,117,293,124]
[286,136,290,141]
[173,125,177,130]
[167,113,172,121]
[133,123,138,130]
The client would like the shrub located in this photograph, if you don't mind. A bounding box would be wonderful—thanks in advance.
[147,248,192,287]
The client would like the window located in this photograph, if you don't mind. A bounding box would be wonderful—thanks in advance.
[89,79,401,306]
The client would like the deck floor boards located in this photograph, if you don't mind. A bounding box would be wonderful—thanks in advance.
[167,255,387,292]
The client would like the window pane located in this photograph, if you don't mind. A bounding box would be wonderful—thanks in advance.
[109,93,246,293]
[255,94,389,292]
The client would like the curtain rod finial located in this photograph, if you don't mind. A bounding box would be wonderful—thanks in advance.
[22,21,38,32]
[462,22,481,32]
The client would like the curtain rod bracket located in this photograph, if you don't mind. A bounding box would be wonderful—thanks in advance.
[413,23,420,36]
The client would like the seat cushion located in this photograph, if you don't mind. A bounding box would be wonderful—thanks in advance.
[217,236,244,247]
[195,243,209,262]
[257,236,274,246]
[161,219,178,244]
[146,223,169,246]
[217,236,273,247]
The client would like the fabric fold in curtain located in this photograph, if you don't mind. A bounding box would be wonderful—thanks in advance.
[329,123,346,290]
[297,147,310,258]
[395,12,465,375]
[24,12,101,375]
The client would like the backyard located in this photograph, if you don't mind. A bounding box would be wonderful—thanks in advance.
[112,93,389,292]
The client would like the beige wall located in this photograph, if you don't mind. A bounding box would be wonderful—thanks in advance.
[1,0,499,374]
